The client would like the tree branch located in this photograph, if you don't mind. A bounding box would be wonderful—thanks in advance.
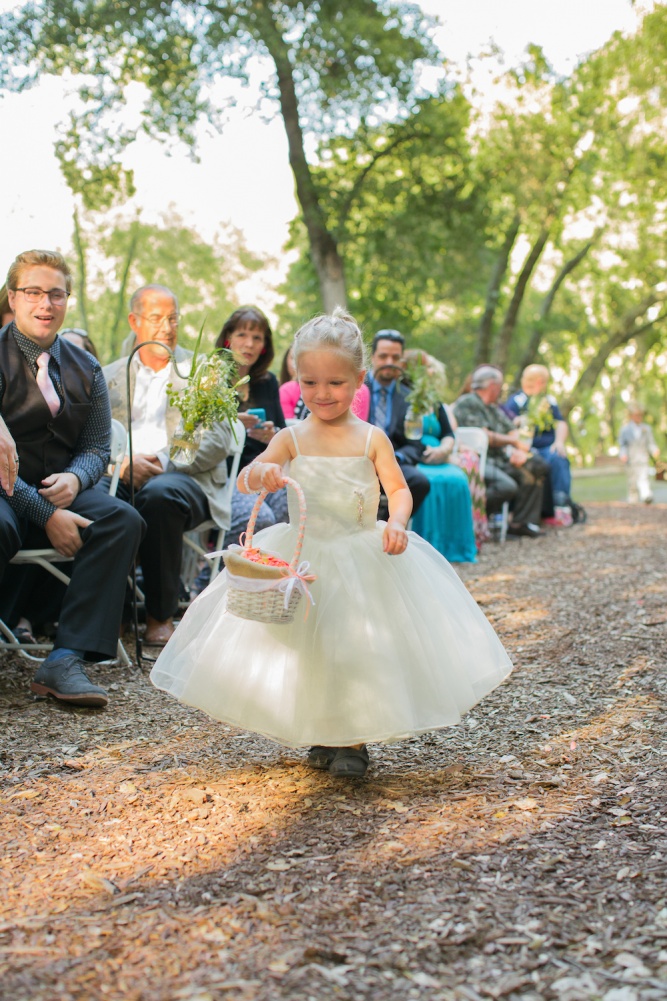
[475,212,520,366]
[513,234,600,383]
[561,291,667,418]
[337,132,419,231]
[492,222,552,372]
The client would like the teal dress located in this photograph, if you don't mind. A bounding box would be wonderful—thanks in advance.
[411,413,477,563]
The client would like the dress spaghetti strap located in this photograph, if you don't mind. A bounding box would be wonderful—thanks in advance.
[364,425,374,457]
[289,425,301,455]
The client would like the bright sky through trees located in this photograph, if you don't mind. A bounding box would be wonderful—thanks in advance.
[0,0,647,299]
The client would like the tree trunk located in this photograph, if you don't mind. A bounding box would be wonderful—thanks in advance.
[72,207,89,332]
[513,238,596,385]
[492,223,551,374]
[475,213,519,366]
[260,8,347,312]
[560,291,667,419]
[110,221,140,359]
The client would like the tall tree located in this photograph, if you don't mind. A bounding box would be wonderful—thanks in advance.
[0,0,437,311]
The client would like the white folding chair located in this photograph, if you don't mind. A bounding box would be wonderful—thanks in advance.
[181,419,246,596]
[454,425,509,544]
[0,418,132,664]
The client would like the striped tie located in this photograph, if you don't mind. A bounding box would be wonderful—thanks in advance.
[375,387,388,430]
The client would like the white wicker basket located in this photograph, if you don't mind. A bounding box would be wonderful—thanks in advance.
[222,476,315,624]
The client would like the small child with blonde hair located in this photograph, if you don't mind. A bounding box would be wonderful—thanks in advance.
[152,310,512,777]
[619,402,660,504]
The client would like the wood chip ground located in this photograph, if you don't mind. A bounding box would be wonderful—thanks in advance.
[1,501,666,1001]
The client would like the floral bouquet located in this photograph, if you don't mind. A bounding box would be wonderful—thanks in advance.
[525,395,556,436]
[403,353,446,440]
[167,327,248,462]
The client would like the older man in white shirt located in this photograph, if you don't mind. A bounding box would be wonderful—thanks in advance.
[102,285,234,645]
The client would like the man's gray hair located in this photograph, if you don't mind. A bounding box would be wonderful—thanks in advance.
[471,365,503,390]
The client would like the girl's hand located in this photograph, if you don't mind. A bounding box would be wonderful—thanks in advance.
[383,520,408,555]
[258,462,285,493]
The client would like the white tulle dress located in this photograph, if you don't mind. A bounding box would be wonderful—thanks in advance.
[150,427,512,747]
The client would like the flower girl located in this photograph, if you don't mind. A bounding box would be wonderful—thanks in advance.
[151,310,512,777]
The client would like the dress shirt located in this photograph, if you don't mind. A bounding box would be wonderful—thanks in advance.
[0,325,111,527]
[130,356,171,470]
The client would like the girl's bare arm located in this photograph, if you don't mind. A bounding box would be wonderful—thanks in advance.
[372,430,412,554]
[237,427,295,494]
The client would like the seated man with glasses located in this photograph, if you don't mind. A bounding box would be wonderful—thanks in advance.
[102,285,234,646]
[0,249,144,706]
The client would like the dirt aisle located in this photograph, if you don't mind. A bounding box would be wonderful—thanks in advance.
[1,502,666,1001]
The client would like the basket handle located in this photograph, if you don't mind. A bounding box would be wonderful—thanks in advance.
[244,476,306,570]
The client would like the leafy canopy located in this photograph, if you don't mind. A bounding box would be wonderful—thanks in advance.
[0,0,438,202]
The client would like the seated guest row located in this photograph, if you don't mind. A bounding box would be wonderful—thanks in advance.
[0,249,571,719]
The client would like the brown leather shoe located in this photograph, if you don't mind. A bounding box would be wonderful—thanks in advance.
[144,616,175,646]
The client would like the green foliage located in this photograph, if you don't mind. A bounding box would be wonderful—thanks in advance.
[166,344,248,436]
[70,211,263,364]
[0,0,439,309]
[403,355,443,417]
[278,5,667,443]
[525,395,557,436]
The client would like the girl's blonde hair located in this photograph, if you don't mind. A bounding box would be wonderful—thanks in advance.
[293,307,367,374]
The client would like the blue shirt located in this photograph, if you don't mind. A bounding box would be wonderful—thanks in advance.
[369,376,397,432]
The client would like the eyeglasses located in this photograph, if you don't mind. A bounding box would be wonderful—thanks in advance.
[14,287,70,306]
[135,313,180,328]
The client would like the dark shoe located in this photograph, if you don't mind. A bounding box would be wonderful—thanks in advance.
[144,616,175,646]
[507,522,543,538]
[307,745,337,769]
[329,745,369,778]
[31,656,109,708]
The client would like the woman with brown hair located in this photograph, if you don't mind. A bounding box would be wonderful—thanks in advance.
[216,307,288,548]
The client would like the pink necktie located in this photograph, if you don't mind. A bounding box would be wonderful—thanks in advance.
[36,352,61,417]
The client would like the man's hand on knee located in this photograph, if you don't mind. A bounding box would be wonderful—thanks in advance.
[39,472,81,508]
[0,417,18,496]
[45,509,92,557]
[120,454,163,489]
[509,448,529,467]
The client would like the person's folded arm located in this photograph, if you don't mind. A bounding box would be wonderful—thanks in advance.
[0,477,57,528]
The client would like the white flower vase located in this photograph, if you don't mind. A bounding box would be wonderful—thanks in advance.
[170,422,202,464]
[404,407,424,441]
[517,414,534,449]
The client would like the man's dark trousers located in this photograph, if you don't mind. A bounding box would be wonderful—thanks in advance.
[485,453,548,525]
[103,472,210,621]
[0,489,144,659]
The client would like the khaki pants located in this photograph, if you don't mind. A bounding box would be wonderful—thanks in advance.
[627,462,652,503]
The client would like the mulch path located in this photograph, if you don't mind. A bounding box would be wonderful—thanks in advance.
[1,502,666,1001]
